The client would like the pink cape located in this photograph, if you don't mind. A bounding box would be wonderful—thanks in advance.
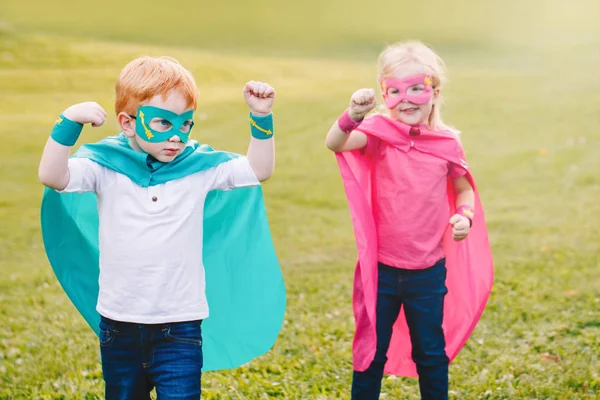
[335,115,494,377]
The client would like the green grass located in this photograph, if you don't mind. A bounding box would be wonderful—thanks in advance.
[1,1,600,398]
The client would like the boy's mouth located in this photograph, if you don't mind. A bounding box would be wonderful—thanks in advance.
[163,148,179,156]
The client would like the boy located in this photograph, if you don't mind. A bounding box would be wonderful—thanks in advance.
[39,56,285,399]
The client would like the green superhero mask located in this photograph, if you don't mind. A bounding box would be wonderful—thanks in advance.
[132,106,195,143]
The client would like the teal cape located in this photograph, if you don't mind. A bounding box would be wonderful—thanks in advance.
[40,133,286,371]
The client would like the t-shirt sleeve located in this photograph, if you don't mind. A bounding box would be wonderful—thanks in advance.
[60,158,107,193]
[358,133,380,159]
[208,156,260,191]
[449,140,469,178]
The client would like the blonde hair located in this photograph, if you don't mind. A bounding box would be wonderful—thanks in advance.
[377,40,458,134]
[115,56,198,115]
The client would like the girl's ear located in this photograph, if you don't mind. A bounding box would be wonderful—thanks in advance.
[118,112,136,138]
[432,88,441,105]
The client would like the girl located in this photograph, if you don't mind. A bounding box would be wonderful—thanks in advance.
[325,41,494,400]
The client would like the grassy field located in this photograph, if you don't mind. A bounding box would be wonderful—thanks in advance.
[1,1,599,398]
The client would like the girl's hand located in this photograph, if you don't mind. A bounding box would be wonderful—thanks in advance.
[449,214,470,241]
[349,88,376,121]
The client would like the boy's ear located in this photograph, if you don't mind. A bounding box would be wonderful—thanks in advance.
[118,112,136,138]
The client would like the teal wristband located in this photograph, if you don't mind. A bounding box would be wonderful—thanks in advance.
[249,113,274,140]
[50,114,83,146]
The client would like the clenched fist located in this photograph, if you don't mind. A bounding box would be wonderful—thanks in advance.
[449,214,470,241]
[62,102,107,127]
[243,81,276,116]
[349,88,376,121]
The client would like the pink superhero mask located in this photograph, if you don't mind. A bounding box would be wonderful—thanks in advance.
[381,74,434,109]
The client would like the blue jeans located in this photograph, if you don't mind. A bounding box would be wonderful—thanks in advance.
[351,259,449,400]
[99,316,203,400]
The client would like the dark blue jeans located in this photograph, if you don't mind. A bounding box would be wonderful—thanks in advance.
[99,316,203,400]
[351,259,449,400]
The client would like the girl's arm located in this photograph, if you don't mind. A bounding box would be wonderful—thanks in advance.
[325,88,376,153]
[450,175,475,241]
[324,123,368,152]
[454,176,475,209]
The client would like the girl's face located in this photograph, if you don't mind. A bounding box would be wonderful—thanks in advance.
[382,63,439,126]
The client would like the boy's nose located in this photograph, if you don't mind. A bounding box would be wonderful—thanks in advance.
[169,135,182,142]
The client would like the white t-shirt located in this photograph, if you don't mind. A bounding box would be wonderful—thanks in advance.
[61,156,259,324]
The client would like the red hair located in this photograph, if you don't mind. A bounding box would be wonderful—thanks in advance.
[115,56,198,115]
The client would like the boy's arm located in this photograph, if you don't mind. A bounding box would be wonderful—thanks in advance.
[325,88,376,152]
[38,102,106,190]
[38,138,73,190]
[449,175,475,241]
[244,81,275,182]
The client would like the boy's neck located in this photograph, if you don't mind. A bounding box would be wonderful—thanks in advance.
[127,137,144,153]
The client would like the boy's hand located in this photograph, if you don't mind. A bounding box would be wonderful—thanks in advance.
[349,88,376,121]
[62,102,107,127]
[449,214,470,241]
[243,81,275,116]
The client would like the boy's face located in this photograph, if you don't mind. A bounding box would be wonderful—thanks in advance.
[120,89,194,162]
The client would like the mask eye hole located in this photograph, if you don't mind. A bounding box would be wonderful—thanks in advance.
[180,120,194,133]
[408,84,425,94]
[149,118,173,132]
[387,87,401,97]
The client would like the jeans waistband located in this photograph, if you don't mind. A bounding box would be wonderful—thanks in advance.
[378,257,446,275]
